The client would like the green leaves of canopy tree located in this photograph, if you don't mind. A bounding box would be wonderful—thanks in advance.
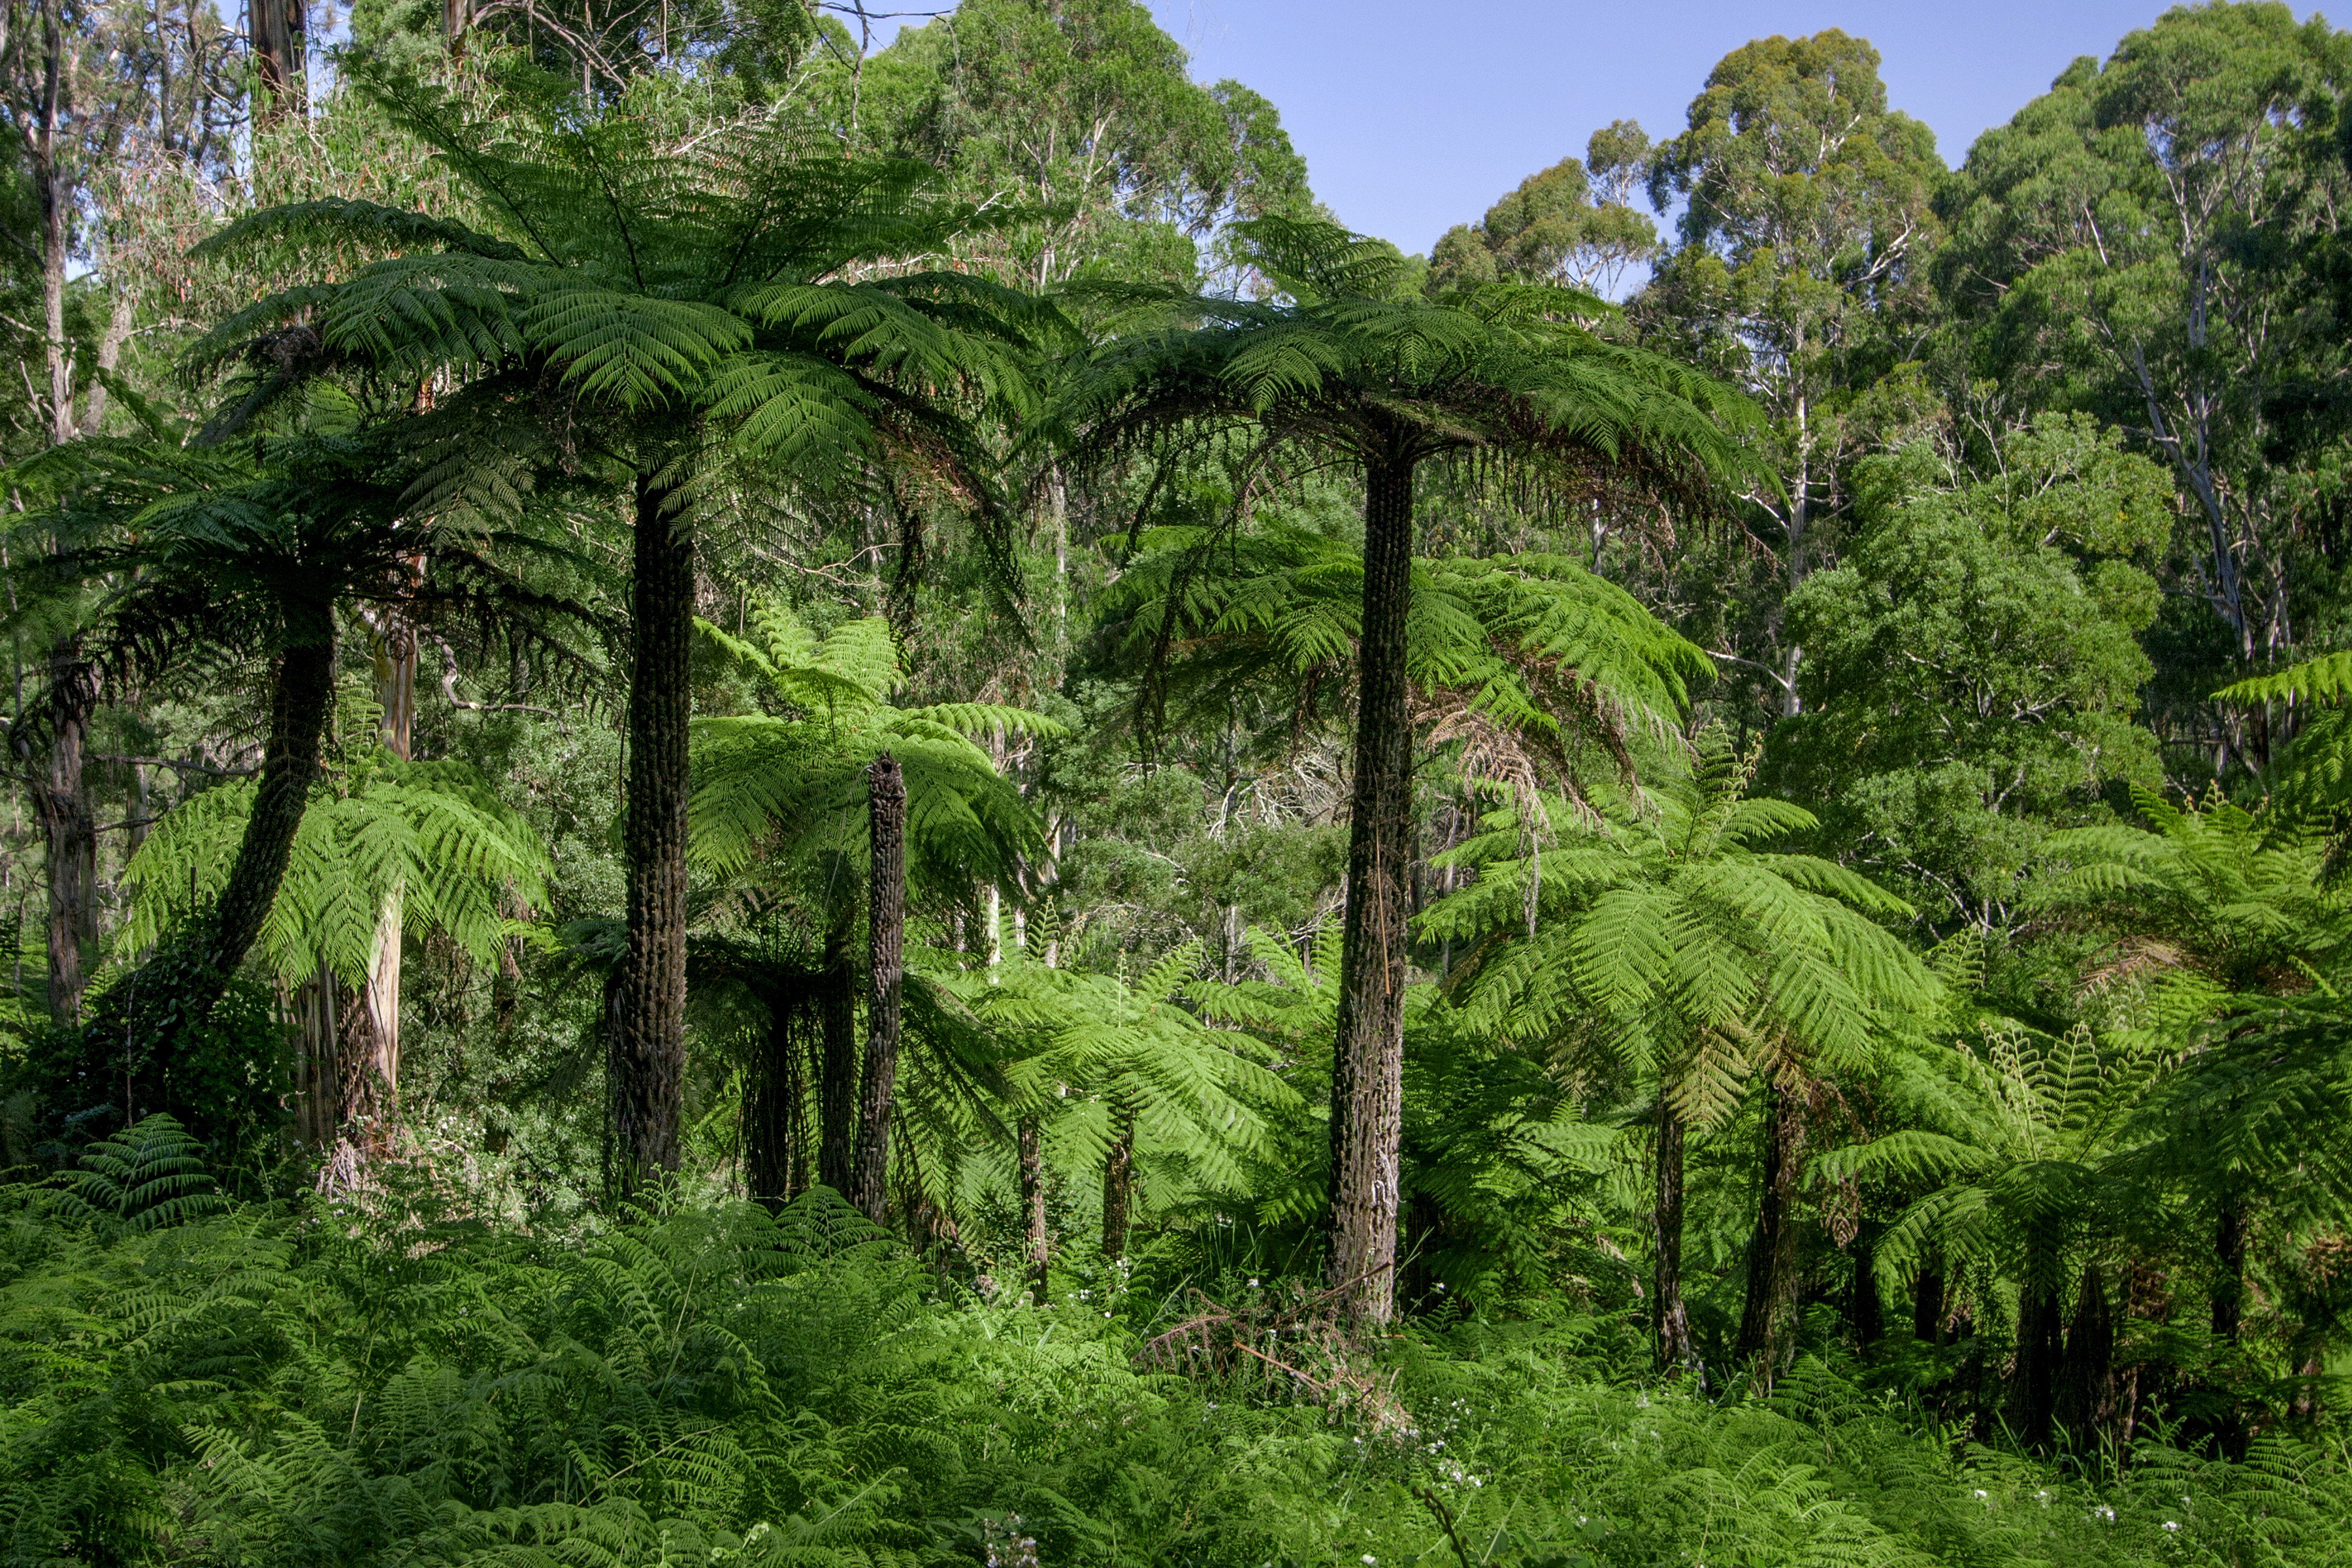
[197,56,1053,1189]
[1638,29,1944,717]
[1769,414,2172,937]
[1936,0,2349,687]
[853,0,1312,291]
[1060,214,1753,1322]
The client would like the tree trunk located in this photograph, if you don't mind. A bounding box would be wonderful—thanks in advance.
[1734,1078,1803,1380]
[2061,1262,2117,1454]
[30,0,73,449]
[37,636,97,1025]
[1912,1258,1946,1344]
[1324,445,1416,1328]
[205,632,336,992]
[252,0,305,120]
[1101,1098,1134,1262]
[1852,1220,1884,1349]
[744,982,806,1209]
[1020,1115,1049,1306]
[2016,1275,2065,1450]
[363,619,416,1111]
[817,904,857,1195]
[611,474,693,1194]
[850,753,905,1222]
[2212,1190,2246,1345]
[1653,1102,1696,1373]
[444,0,473,54]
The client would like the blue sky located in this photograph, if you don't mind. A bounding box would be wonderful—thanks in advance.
[860,1,2316,252]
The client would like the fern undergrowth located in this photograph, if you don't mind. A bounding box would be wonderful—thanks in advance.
[1,1124,2343,1567]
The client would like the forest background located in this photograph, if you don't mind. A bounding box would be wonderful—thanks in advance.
[7,1,2352,1564]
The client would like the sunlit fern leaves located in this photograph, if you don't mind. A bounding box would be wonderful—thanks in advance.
[120,755,549,990]
[48,1114,228,1233]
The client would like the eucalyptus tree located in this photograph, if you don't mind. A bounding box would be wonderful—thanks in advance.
[1061,215,1752,1324]
[1640,29,1943,718]
[1936,1,2347,689]
[1426,734,1935,1375]
[193,59,1049,1190]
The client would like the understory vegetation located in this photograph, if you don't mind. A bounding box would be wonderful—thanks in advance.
[8,1,2352,1563]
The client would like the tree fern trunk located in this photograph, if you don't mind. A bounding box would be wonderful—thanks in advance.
[1021,1115,1049,1306]
[612,474,693,1194]
[37,634,97,1026]
[2212,1190,2246,1344]
[818,904,857,1196]
[1102,1098,1135,1263]
[850,753,905,1222]
[745,980,807,1209]
[1325,444,1416,1328]
[2061,1262,2117,1452]
[1653,1103,1696,1373]
[206,632,336,994]
[1913,1256,1946,1344]
[1734,1078,1803,1380]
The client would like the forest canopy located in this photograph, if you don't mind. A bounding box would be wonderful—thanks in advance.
[6,3,2352,1565]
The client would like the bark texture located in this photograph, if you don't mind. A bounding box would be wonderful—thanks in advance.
[251,0,305,119]
[611,475,693,1194]
[1653,1104,1696,1373]
[1734,1078,1805,1380]
[1324,446,1415,1327]
[207,634,336,989]
[817,907,858,1195]
[1101,1100,1135,1262]
[1019,1115,1049,1306]
[2061,1262,2118,1452]
[850,753,906,1222]
[38,637,97,1025]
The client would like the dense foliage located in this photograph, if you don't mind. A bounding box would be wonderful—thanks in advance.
[8,3,2352,1563]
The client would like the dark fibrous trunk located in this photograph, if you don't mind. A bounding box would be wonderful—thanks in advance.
[205,632,336,996]
[850,753,905,1223]
[2061,1262,2117,1453]
[2212,1191,2246,1345]
[1654,1102,1695,1373]
[612,474,693,1196]
[1852,1220,1884,1349]
[1324,445,1416,1328]
[38,636,97,1026]
[1020,1115,1049,1306]
[1914,1258,1946,1345]
[1102,1098,1135,1263]
[1734,1078,1803,1381]
[2016,1238,2066,1450]
[745,980,811,1209]
[819,907,857,1195]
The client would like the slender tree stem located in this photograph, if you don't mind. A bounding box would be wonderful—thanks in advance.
[851,752,906,1222]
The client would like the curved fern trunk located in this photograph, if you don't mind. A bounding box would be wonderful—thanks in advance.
[817,905,858,1196]
[1325,444,1415,1328]
[37,634,97,1026]
[612,473,693,1194]
[205,632,336,997]
[850,753,905,1223]
[1653,1103,1695,1372]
